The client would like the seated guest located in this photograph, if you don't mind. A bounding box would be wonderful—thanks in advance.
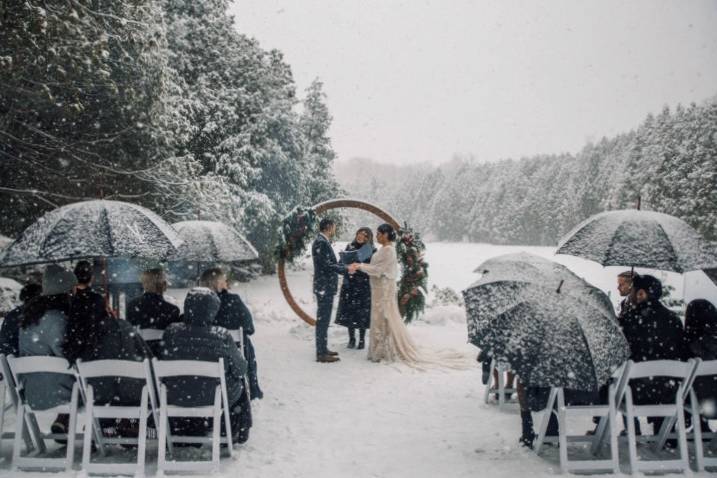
[621,274,687,434]
[127,268,180,355]
[18,265,77,435]
[616,270,636,319]
[685,299,717,431]
[65,261,151,406]
[0,283,42,356]
[200,267,263,399]
[160,288,251,443]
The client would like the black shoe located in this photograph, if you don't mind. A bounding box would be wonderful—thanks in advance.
[233,427,250,444]
[520,432,536,449]
[357,339,365,350]
[520,411,535,449]
[51,414,69,445]
[347,339,356,349]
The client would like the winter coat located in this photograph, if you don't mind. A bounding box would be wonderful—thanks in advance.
[216,290,263,399]
[619,299,688,405]
[0,304,23,356]
[311,234,346,299]
[335,242,374,329]
[18,309,74,410]
[160,294,248,409]
[685,299,717,410]
[127,292,181,355]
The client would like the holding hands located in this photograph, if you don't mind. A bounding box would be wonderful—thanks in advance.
[348,263,361,274]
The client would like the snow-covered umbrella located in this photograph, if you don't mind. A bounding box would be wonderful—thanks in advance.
[171,220,259,263]
[556,209,717,273]
[463,253,629,390]
[0,200,182,267]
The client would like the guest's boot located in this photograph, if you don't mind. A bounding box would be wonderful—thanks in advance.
[357,338,365,349]
[347,328,356,349]
[520,411,536,449]
[357,329,366,349]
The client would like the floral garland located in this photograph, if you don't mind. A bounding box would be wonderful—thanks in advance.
[275,206,318,263]
[275,207,429,323]
[395,224,428,323]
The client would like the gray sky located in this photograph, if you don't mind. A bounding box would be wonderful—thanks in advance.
[231,0,717,166]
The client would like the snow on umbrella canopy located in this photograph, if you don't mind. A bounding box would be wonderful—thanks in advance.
[463,252,629,390]
[171,220,259,263]
[556,209,717,273]
[0,200,182,267]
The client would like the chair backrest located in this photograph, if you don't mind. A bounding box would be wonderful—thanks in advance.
[151,359,224,380]
[228,329,241,343]
[76,359,149,380]
[694,359,717,377]
[7,355,75,381]
[137,328,164,342]
[627,359,695,381]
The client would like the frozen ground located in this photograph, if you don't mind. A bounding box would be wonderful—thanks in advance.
[2,242,716,477]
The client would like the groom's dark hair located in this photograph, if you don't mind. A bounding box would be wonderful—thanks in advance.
[319,218,335,232]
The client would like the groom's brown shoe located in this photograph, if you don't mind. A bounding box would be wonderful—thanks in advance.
[316,354,340,363]
[326,350,339,356]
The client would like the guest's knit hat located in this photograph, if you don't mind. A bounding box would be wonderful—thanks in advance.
[41,264,78,296]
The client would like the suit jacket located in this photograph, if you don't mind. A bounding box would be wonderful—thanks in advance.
[311,234,346,299]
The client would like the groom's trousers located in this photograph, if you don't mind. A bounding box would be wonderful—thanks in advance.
[315,293,334,356]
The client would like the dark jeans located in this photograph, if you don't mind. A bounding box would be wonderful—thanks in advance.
[315,294,334,356]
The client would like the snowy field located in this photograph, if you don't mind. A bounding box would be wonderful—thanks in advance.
[2,242,716,477]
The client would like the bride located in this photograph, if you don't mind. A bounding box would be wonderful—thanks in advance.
[349,224,468,368]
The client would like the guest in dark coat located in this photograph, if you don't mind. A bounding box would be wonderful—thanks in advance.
[335,227,375,349]
[685,299,717,429]
[126,268,181,356]
[200,267,263,400]
[161,288,251,443]
[0,283,42,356]
[311,218,347,363]
[65,261,152,407]
[620,274,688,434]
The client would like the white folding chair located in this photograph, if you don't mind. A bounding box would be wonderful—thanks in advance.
[7,355,82,472]
[152,358,234,474]
[618,359,698,474]
[681,359,717,471]
[137,328,164,343]
[0,354,36,458]
[76,359,160,477]
[482,359,517,409]
[534,363,628,474]
[227,327,252,402]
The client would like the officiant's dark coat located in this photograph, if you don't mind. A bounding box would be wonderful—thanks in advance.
[336,242,375,330]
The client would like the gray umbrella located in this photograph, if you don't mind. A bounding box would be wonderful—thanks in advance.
[171,220,259,263]
[0,200,182,267]
[463,253,629,390]
[556,209,717,273]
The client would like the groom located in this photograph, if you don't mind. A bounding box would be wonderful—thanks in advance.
[312,218,347,363]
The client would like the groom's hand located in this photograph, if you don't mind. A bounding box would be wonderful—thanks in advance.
[348,263,359,274]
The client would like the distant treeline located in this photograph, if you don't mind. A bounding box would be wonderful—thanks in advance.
[336,99,717,245]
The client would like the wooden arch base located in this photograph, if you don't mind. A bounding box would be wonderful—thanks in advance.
[277,198,401,326]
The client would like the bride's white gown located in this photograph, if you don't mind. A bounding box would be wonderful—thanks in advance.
[360,244,468,368]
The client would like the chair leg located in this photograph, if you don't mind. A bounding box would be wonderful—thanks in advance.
[625,389,638,475]
[66,385,79,471]
[691,391,705,472]
[608,392,620,474]
[498,370,505,409]
[222,389,234,457]
[676,398,689,471]
[11,403,25,471]
[157,392,168,473]
[26,412,46,454]
[534,388,557,454]
[211,389,221,472]
[557,388,568,474]
[82,388,95,472]
[137,388,149,478]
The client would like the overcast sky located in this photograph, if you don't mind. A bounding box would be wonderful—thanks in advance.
[231,0,717,166]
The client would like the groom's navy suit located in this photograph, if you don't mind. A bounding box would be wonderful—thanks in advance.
[311,233,346,356]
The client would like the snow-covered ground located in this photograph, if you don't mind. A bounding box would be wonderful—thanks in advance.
[2,242,716,477]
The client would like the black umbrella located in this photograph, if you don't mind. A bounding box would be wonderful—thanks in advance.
[556,209,717,273]
[463,253,629,390]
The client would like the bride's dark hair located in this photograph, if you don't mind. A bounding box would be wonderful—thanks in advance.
[377,223,397,242]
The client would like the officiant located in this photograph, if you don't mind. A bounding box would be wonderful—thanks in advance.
[335,227,376,349]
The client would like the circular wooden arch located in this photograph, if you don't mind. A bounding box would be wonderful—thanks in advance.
[277,198,401,326]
